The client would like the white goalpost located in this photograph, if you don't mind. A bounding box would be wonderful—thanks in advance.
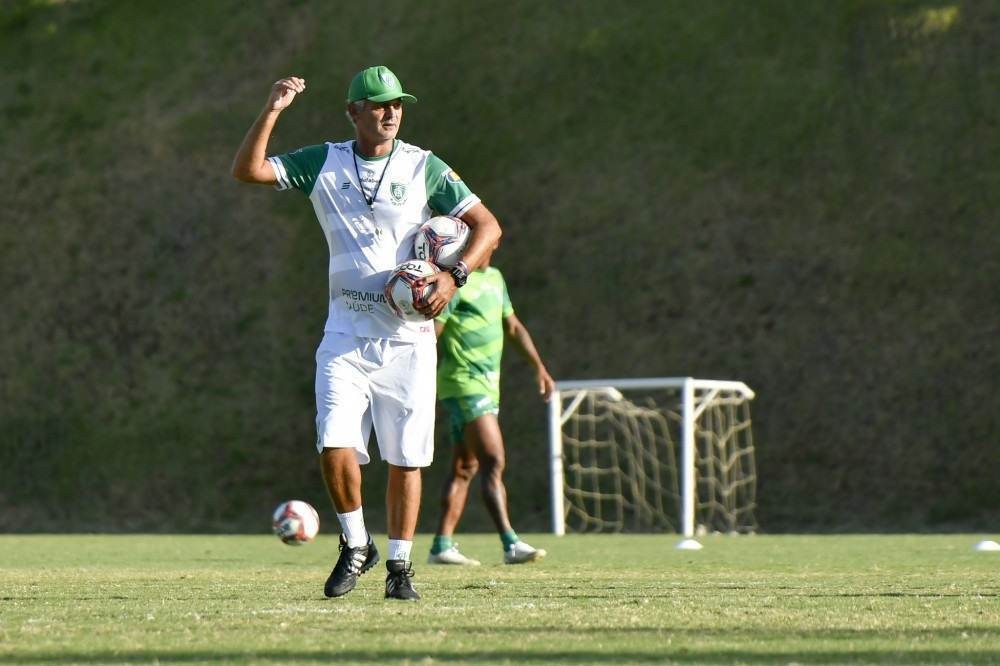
[548,377,757,549]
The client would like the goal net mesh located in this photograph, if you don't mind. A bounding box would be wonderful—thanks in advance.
[559,386,757,534]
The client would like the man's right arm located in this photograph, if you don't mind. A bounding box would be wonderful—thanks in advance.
[503,313,555,402]
[231,77,306,184]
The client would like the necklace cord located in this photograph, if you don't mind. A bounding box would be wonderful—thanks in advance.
[353,141,395,210]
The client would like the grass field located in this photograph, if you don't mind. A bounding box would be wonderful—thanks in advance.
[1,534,998,665]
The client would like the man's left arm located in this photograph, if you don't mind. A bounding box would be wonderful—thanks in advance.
[455,203,502,272]
[421,202,502,316]
[503,313,555,402]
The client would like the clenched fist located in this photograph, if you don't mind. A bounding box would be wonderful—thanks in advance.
[267,77,306,112]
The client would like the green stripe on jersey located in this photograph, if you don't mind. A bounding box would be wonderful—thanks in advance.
[425,153,472,216]
[274,144,474,215]
[436,267,513,401]
[272,143,329,196]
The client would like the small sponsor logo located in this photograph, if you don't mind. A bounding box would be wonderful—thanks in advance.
[446,169,463,183]
[341,182,350,190]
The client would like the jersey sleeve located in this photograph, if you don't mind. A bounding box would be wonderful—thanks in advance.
[267,143,329,195]
[425,153,481,218]
[500,272,514,318]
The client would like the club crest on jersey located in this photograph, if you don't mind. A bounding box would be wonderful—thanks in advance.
[446,169,463,183]
[390,182,407,205]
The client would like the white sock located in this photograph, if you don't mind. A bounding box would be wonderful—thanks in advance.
[387,539,412,562]
[337,508,368,548]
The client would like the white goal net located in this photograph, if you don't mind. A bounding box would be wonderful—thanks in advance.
[547,378,757,539]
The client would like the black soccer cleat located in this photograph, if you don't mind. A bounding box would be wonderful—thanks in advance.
[324,534,380,598]
[384,559,420,601]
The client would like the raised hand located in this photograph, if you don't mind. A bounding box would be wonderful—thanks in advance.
[267,77,306,112]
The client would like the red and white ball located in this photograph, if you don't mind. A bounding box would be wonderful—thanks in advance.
[384,260,439,321]
[272,500,320,545]
[413,216,470,268]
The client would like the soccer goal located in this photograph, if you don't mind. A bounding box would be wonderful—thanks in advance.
[548,377,757,546]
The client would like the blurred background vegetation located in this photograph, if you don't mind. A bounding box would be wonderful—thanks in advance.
[1,0,997,534]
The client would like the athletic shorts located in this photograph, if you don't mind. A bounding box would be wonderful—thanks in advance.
[314,331,437,467]
[440,394,500,444]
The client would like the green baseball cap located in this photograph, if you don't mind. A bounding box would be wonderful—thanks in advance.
[347,66,417,104]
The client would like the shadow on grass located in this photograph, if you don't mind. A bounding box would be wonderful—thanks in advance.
[1,648,1000,664]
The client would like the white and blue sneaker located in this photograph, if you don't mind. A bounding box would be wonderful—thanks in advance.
[504,540,546,564]
[427,544,481,566]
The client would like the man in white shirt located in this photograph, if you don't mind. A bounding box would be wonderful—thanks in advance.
[231,66,502,601]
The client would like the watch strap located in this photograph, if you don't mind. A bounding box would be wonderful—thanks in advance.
[448,260,469,287]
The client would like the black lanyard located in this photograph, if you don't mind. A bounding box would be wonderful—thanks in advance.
[352,141,395,212]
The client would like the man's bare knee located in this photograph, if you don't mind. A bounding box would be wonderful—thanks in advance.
[455,457,479,482]
[479,454,504,480]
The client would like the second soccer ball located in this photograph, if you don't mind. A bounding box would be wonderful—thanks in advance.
[413,216,469,267]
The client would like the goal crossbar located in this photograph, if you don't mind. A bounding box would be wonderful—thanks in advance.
[554,377,754,397]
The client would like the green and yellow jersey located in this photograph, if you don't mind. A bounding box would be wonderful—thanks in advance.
[436,267,513,402]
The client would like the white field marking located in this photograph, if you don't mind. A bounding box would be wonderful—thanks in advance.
[252,606,356,615]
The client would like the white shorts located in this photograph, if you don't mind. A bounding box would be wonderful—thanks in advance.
[314,331,436,467]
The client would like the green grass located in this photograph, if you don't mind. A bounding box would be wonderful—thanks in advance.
[1,535,998,664]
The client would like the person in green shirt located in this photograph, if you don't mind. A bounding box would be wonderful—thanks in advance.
[428,243,555,565]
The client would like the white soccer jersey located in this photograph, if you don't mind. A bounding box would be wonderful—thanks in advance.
[268,140,480,341]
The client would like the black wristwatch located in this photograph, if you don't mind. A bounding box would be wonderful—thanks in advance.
[448,261,469,288]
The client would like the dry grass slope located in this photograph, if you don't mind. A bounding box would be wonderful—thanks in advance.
[1,0,998,532]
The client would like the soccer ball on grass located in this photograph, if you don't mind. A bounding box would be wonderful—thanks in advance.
[272,500,319,545]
